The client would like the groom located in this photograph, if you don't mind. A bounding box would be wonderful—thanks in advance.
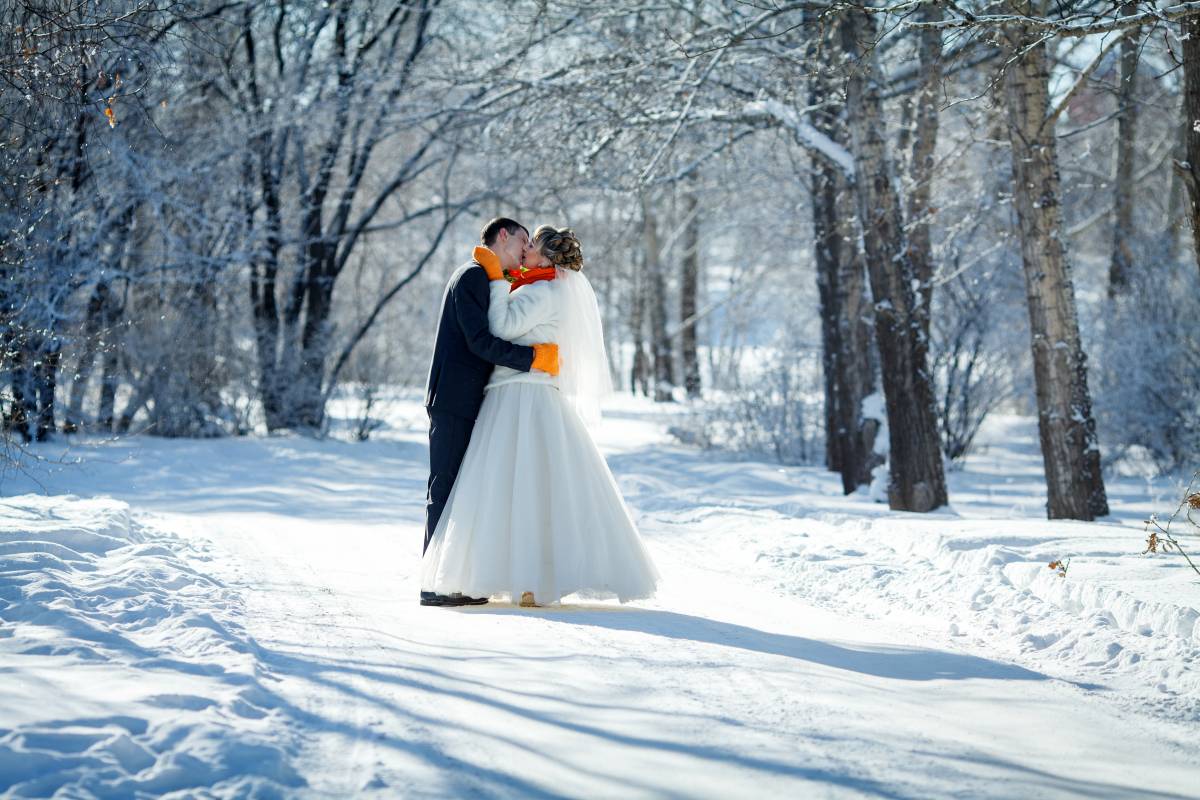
[420,218,559,607]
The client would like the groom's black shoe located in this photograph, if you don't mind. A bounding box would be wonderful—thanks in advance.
[420,591,488,607]
[450,592,489,606]
[420,591,450,606]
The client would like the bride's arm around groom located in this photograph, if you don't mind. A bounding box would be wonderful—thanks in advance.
[487,276,555,342]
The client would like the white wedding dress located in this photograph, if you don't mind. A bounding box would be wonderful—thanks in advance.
[420,268,659,604]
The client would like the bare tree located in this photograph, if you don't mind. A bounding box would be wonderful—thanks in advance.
[904,4,945,332]
[629,263,652,397]
[999,3,1108,519]
[641,193,676,402]
[678,182,703,399]
[1,2,160,440]
[808,18,878,493]
[839,10,948,512]
[1178,14,1200,280]
[1109,2,1141,294]
[227,0,522,430]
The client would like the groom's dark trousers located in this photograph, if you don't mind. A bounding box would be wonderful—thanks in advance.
[424,259,535,554]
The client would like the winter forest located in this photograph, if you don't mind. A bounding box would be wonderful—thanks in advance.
[4,0,1200,510]
[3,1,1200,797]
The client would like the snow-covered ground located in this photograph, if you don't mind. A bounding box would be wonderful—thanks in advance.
[1,396,1197,798]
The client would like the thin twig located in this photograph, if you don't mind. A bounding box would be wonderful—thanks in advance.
[1143,470,1200,577]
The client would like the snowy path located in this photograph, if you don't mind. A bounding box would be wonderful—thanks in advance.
[3,401,1198,797]
[196,516,1195,798]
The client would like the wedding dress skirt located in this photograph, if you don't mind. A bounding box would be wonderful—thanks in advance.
[421,382,659,604]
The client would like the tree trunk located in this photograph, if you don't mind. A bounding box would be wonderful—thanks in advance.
[839,10,948,512]
[813,156,844,475]
[1109,6,1139,295]
[235,1,440,433]
[642,194,675,403]
[837,186,880,488]
[33,342,60,441]
[8,339,32,442]
[64,281,110,433]
[679,185,702,399]
[809,26,878,493]
[245,147,286,431]
[809,22,843,474]
[6,328,59,443]
[628,239,651,396]
[97,342,119,432]
[116,369,152,435]
[1002,17,1108,519]
[814,180,878,494]
[1166,119,1187,265]
[906,5,943,333]
[1178,15,1200,281]
[650,269,674,403]
[292,225,336,429]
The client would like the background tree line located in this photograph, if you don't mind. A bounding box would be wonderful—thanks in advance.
[3,0,1199,521]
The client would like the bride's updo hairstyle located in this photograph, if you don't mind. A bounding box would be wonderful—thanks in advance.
[532,225,583,271]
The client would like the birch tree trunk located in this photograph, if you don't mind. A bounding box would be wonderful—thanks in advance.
[1002,16,1108,520]
[906,6,943,332]
[1166,120,1187,265]
[839,10,948,512]
[838,187,881,487]
[808,16,878,493]
[813,158,844,475]
[809,19,845,475]
[1109,5,1139,295]
[1178,15,1200,280]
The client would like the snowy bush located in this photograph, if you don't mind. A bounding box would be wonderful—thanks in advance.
[117,274,245,438]
[670,349,824,466]
[929,274,1017,461]
[1094,262,1200,473]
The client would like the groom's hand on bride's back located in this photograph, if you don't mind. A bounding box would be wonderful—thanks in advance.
[531,343,559,376]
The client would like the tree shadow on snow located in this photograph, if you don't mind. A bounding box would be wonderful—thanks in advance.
[910,749,1194,800]
[249,641,910,799]
[467,605,1061,684]
[245,625,1142,800]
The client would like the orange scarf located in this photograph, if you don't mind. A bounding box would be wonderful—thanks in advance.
[506,265,556,292]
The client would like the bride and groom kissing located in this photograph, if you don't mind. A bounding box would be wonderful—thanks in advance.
[419,218,659,608]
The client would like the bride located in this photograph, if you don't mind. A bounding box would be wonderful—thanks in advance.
[420,225,659,607]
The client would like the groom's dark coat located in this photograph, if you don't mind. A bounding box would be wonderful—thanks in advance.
[423,255,534,553]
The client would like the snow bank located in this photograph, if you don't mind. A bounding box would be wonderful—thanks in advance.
[0,495,301,797]
[769,520,1199,708]
[621,441,1200,724]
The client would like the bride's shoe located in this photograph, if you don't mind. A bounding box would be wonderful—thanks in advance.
[519,591,538,608]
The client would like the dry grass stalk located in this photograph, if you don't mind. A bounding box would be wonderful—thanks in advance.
[1142,470,1200,578]
[1047,558,1070,578]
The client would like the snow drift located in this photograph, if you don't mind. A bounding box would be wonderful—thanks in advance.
[0,495,301,797]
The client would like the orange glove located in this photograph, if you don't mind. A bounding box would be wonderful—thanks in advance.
[474,245,505,281]
[531,343,559,376]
